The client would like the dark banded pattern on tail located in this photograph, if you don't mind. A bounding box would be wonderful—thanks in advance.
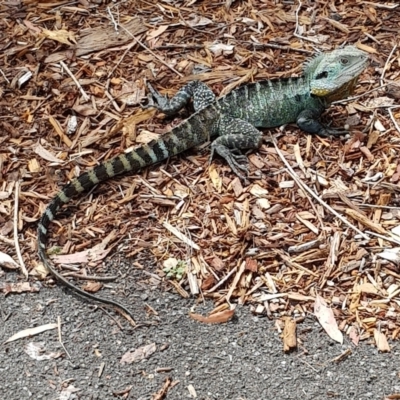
[37,105,220,321]
[38,46,369,320]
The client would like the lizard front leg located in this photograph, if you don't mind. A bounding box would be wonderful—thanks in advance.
[297,109,348,137]
[211,116,263,180]
[146,80,216,116]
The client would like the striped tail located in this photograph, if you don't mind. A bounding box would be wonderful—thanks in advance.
[37,116,212,320]
[36,154,146,321]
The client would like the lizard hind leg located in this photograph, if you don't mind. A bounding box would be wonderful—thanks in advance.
[210,116,263,180]
[146,80,216,116]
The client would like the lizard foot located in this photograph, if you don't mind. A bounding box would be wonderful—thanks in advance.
[142,83,169,111]
[210,144,249,181]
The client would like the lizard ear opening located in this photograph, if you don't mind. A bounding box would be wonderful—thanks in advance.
[315,71,329,80]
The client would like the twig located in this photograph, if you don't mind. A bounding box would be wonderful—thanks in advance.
[110,20,184,78]
[99,306,124,330]
[154,44,204,50]
[364,32,380,44]
[364,230,400,246]
[104,89,122,112]
[107,6,119,33]
[299,166,325,231]
[250,42,313,54]
[379,44,400,134]
[57,316,71,359]
[225,261,246,303]
[59,60,90,102]
[359,204,400,210]
[107,40,137,79]
[296,355,319,372]
[293,1,319,44]
[0,67,10,84]
[380,43,397,87]
[13,181,28,278]
[332,84,388,105]
[271,135,370,240]
[163,221,200,250]
[206,266,238,293]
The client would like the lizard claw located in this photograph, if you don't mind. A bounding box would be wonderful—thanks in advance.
[143,83,170,111]
[318,127,349,138]
[210,145,249,181]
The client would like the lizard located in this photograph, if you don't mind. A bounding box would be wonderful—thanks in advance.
[37,45,369,321]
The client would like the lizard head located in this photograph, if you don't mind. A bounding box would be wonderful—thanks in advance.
[306,46,369,99]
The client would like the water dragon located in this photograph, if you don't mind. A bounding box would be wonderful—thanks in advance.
[37,46,369,320]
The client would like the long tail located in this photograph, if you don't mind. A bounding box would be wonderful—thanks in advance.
[37,120,206,321]
[37,154,145,321]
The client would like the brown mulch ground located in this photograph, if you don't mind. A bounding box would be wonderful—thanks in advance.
[1,0,400,349]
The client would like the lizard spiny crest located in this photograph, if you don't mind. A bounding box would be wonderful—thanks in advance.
[37,46,369,320]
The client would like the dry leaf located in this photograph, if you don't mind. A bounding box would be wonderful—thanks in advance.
[209,256,225,271]
[147,25,168,40]
[2,282,40,295]
[201,275,216,290]
[30,262,49,279]
[186,14,213,27]
[52,248,111,264]
[136,130,160,144]
[33,142,64,163]
[377,248,400,263]
[374,329,390,352]
[72,104,97,116]
[116,81,146,106]
[60,385,81,398]
[25,342,63,360]
[365,96,395,108]
[314,294,343,344]
[5,323,58,343]
[0,252,20,270]
[348,326,360,346]
[190,308,235,324]
[356,282,378,295]
[163,222,200,250]
[207,43,234,56]
[250,184,268,197]
[120,343,157,364]
[82,281,102,293]
[42,29,77,45]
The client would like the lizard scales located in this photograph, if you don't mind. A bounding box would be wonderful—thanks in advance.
[37,46,369,320]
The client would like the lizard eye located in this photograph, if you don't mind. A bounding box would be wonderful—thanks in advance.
[315,71,328,80]
[340,57,349,64]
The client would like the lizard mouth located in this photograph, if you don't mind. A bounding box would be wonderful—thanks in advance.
[311,64,367,97]
[311,77,359,100]
[311,88,332,96]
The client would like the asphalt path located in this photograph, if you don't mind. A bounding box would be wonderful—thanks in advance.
[1,264,398,400]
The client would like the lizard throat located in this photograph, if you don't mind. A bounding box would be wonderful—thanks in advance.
[311,77,359,103]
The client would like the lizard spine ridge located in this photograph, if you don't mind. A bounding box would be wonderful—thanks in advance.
[37,46,369,320]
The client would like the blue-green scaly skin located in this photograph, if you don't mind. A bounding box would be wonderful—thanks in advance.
[37,46,369,320]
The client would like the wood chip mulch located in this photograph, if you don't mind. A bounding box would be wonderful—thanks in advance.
[1,0,400,349]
